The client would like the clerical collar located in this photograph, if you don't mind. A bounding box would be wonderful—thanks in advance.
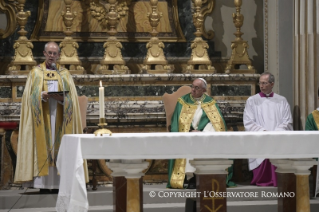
[259,92,274,98]
[190,94,206,103]
[45,63,55,70]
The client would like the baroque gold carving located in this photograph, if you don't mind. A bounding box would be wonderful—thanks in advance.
[224,0,255,74]
[201,0,215,40]
[96,0,129,75]
[30,0,185,42]
[0,0,17,39]
[7,0,36,75]
[142,0,173,74]
[90,0,131,29]
[59,0,85,74]
[185,0,215,74]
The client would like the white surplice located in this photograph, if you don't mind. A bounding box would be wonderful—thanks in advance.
[24,68,61,189]
[243,93,293,170]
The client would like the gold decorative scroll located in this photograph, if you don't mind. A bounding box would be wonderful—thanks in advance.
[30,0,186,42]
[0,0,17,39]
[201,0,215,40]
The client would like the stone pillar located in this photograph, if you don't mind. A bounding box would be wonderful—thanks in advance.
[264,0,294,112]
[190,159,233,212]
[293,0,319,129]
[291,159,317,212]
[108,160,127,212]
[270,159,296,212]
[122,159,149,212]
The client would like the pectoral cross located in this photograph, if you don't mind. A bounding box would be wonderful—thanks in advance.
[47,72,55,78]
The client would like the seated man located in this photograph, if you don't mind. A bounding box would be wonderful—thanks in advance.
[167,78,235,189]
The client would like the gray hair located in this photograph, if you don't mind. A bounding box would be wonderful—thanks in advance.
[197,78,207,89]
[44,42,60,52]
[260,72,275,83]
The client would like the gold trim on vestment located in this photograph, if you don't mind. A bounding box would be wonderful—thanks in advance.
[178,98,198,132]
[170,159,186,189]
[170,95,226,188]
[312,110,319,130]
[202,100,226,132]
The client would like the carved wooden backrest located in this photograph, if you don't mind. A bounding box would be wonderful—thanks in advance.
[162,86,191,132]
[78,95,88,131]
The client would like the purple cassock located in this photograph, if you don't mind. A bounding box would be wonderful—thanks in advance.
[243,92,293,186]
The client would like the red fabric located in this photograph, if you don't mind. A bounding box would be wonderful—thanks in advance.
[251,159,277,187]
[0,122,18,129]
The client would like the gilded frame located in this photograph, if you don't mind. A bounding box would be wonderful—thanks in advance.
[30,0,186,42]
[0,0,16,39]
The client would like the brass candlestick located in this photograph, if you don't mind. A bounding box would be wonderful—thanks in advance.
[7,0,36,75]
[59,0,85,74]
[224,0,255,74]
[94,118,112,136]
[185,0,215,74]
[141,0,173,74]
[97,0,129,75]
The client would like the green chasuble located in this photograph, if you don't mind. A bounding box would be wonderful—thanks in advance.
[167,93,236,188]
[305,110,319,130]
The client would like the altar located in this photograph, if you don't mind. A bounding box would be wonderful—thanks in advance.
[57,131,319,212]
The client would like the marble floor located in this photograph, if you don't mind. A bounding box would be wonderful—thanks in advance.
[1,184,319,212]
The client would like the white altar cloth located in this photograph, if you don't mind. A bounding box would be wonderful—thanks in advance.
[56,131,319,211]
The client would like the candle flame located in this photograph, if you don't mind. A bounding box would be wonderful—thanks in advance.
[100,80,102,87]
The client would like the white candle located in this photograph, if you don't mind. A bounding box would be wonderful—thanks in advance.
[99,81,105,119]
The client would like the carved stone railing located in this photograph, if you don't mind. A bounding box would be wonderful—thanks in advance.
[0,73,259,128]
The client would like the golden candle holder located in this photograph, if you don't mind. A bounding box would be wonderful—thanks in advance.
[94,118,112,136]
[224,0,255,74]
[7,0,36,75]
[185,0,215,74]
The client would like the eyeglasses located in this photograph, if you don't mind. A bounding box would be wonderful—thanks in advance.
[258,82,270,86]
[45,51,58,56]
[191,85,203,91]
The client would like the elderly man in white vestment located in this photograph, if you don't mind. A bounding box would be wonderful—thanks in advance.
[14,42,83,193]
[243,72,293,186]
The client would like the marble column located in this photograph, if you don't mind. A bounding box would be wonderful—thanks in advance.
[291,159,317,212]
[190,159,233,212]
[122,159,149,212]
[270,159,296,212]
[293,0,319,129]
[264,0,294,111]
[108,160,127,212]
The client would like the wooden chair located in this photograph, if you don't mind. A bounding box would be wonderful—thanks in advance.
[78,95,88,133]
[162,86,191,132]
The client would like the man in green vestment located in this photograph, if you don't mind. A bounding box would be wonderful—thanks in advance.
[167,78,235,189]
[305,88,319,197]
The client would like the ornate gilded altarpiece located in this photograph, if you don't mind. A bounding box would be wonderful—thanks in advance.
[31,0,186,42]
[0,0,258,187]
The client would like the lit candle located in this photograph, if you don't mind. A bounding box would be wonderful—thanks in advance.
[99,81,105,118]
